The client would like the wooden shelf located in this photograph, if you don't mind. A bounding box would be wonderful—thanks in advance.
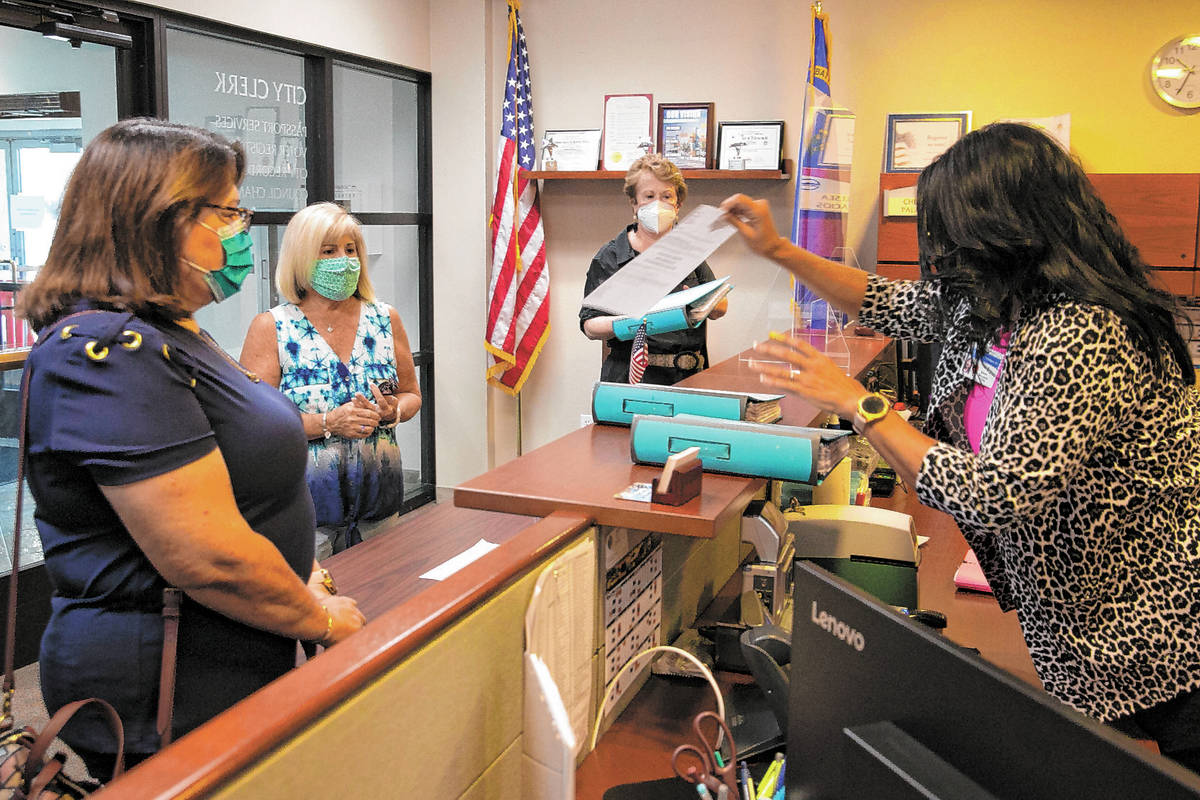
[521,158,792,181]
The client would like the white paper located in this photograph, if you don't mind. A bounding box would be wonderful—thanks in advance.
[418,538,499,581]
[9,195,45,230]
[524,537,597,757]
[541,129,601,171]
[603,95,653,171]
[581,204,736,318]
[522,653,576,799]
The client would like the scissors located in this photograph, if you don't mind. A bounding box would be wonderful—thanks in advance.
[670,711,739,796]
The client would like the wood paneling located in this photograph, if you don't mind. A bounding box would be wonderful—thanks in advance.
[876,263,921,282]
[877,172,1200,279]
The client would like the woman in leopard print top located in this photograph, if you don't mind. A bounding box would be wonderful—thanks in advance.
[722,123,1200,771]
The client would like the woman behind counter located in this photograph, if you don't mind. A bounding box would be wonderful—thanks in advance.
[18,118,364,778]
[579,154,728,385]
[241,202,421,560]
[723,122,1200,770]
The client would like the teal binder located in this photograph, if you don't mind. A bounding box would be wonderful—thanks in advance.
[629,413,851,485]
[592,382,777,426]
[609,276,732,340]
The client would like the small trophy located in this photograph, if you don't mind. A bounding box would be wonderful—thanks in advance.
[728,141,746,170]
[541,136,558,170]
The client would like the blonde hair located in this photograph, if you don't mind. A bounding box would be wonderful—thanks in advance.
[275,202,375,304]
[622,153,687,206]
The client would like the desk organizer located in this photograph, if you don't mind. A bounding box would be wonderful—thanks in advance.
[650,460,703,505]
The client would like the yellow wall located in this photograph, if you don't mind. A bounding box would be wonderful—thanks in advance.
[483,0,1200,467]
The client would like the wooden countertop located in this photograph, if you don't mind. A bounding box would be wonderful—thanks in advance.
[455,335,894,537]
[95,504,589,799]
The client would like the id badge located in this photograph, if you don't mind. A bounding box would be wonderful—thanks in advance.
[972,344,1006,389]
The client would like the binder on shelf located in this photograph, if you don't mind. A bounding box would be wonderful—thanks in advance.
[602,276,733,340]
[629,413,851,485]
[591,382,784,427]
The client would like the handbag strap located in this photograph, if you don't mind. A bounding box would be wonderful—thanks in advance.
[27,697,125,783]
[156,588,182,746]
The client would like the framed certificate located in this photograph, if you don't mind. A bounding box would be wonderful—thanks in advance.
[602,93,653,171]
[805,109,854,169]
[540,129,601,171]
[716,120,784,170]
[884,112,971,173]
[657,102,715,169]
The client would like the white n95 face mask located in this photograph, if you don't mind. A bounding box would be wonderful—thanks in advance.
[637,200,678,234]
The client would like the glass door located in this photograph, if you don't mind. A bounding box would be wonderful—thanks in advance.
[0,21,121,666]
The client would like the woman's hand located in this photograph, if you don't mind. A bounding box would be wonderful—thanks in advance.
[326,399,381,439]
[720,194,785,259]
[749,332,867,420]
[320,594,365,646]
[368,382,402,424]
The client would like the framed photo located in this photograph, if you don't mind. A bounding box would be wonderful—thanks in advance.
[540,129,601,171]
[602,93,653,171]
[805,109,854,169]
[716,120,784,170]
[657,102,714,169]
[884,112,972,173]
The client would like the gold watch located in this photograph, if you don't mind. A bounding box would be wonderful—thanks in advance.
[852,392,890,435]
[316,567,338,595]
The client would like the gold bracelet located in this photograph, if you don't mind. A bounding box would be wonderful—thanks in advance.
[318,603,333,646]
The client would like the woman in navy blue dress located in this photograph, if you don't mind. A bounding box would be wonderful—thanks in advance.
[17,118,365,779]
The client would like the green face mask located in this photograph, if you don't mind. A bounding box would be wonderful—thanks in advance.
[311,256,361,301]
[185,218,254,302]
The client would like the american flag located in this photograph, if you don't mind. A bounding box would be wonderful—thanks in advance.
[628,321,649,384]
[485,1,550,395]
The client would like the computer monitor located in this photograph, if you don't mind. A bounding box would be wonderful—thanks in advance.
[788,561,1200,799]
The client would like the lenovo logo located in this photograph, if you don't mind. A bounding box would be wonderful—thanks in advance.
[810,601,865,652]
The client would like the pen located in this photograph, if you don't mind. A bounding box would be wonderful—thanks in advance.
[739,761,754,800]
[697,784,712,798]
[771,758,787,800]
[717,786,730,800]
[757,753,784,800]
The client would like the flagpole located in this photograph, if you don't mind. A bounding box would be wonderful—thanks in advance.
[516,392,523,456]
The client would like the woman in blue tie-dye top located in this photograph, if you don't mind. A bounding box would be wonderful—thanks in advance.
[242,202,421,559]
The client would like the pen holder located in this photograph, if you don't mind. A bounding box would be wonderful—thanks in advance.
[650,460,703,506]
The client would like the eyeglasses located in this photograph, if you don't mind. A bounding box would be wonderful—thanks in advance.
[203,204,254,226]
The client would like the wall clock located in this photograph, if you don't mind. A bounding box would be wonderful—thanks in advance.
[1151,34,1200,109]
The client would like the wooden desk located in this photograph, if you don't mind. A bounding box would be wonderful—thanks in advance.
[575,484,1038,799]
[455,335,894,538]
[95,503,588,799]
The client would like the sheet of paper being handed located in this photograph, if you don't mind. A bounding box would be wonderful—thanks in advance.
[581,204,736,320]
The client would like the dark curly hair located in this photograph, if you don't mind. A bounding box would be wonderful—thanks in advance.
[19,118,245,331]
[916,122,1193,384]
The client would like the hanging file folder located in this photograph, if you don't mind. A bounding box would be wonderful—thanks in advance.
[591,382,784,427]
[605,276,733,340]
[629,413,852,485]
